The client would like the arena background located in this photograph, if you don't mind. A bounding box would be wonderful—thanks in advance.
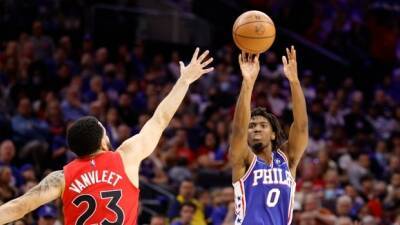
[0,0,399,224]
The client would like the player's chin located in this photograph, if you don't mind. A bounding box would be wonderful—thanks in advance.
[251,142,264,153]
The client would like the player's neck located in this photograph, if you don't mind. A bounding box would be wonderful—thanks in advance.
[81,149,105,159]
[255,145,273,165]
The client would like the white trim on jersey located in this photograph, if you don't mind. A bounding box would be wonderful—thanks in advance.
[276,149,297,225]
[277,149,297,181]
[277,149,289,166]
[241,155,257,182]
[287,182,296,225]
[233,181,246,225]
[232,156,256,225]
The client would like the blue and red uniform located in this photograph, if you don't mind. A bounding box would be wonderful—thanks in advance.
[233,150,296,225]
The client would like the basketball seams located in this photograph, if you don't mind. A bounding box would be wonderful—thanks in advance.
[232,20,275,53]
[233,33,275,53]
[233,20,275,39]
[234,33,276,39]
[233,20,275,32]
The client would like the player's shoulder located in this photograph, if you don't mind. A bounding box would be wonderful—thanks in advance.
[277,142,291,161]
[279,141,289,152]
[115,149,127,161]
[45,170,65,194]
[47,170,65,181]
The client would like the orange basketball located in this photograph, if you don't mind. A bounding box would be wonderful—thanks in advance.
[232,10,276,54]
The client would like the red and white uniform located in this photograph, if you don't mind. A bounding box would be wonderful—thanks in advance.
[63,151,139,225]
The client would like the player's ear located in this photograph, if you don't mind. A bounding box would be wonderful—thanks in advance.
[100,136,108,151]
[271,132,276,141]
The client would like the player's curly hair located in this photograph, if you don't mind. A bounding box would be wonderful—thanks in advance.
[67,116,104,157]
[251,107,287,151]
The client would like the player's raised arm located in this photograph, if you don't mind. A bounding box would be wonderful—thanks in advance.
[117,48,213,162]
[0,171,64,225]
[282,46,308,175]
[229,52,259,182]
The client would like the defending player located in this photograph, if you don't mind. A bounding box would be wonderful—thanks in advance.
[0,48,214,225]
[229,46,308,225]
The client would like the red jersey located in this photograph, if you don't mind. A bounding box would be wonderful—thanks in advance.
[62,151,139,225]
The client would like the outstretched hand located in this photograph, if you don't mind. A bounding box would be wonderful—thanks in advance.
[179,47,214,85]
[282,45,298,82]
[239,52,260,83]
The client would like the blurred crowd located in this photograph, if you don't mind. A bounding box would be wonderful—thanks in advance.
[246,0,400,66]
[0,1,400,225]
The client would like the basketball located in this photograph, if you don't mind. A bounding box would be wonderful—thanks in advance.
[232,10,276,54]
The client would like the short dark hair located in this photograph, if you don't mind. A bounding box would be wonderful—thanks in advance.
[181,201,196,212]
[151,214,166,221]
[251,107,287,151]
[67,116,104,157]
[360,174,373,184]
[181,178,194,184]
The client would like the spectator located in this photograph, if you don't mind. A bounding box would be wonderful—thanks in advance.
[260,52,284,81]
[168,51,181,79]
[53,63,72,92]
[170,202,196,225]
[197,189,213,224]
[19,164,36,183]
[335,195,352,218]
[394,215,400,225]
[384,172,400,211]
[149,215,167,225]
[344,104,373,138]
[325,100,345,131]
[30,21,55,61]
[12,219,28,225]
[335,217,353,225]
[307,125,327,155]
[36,204,60,225]
[94,47,109,73]
[0,166,17,203]
[80,53,94,78]
[301,70,316,101]
[361,215,377,225]
[83,75,103,103]
[11,98,49,146]
[45,100,65,137]
[197,132,226,170]
[104,107,120,148]
[299,193,336,225]
[117,93,138,126]
[358,175,383,219]
[267,83,286,117]
[0,140,21,186]
[211,187,234,225]
[61,86,87,122]
[340,152,370,190]
[322,169,343,210]
[343,185,364,220]
[168,179,207,225]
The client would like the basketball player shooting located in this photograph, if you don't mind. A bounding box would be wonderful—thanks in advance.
[229,46,308,225]
[0,48,214,225]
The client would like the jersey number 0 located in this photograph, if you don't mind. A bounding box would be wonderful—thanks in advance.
[73,190,124,225]
[266,188,280,207]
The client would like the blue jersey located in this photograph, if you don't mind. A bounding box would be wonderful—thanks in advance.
[233,150,296,225]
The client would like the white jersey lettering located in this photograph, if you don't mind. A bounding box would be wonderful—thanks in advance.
[69,170,123,194]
